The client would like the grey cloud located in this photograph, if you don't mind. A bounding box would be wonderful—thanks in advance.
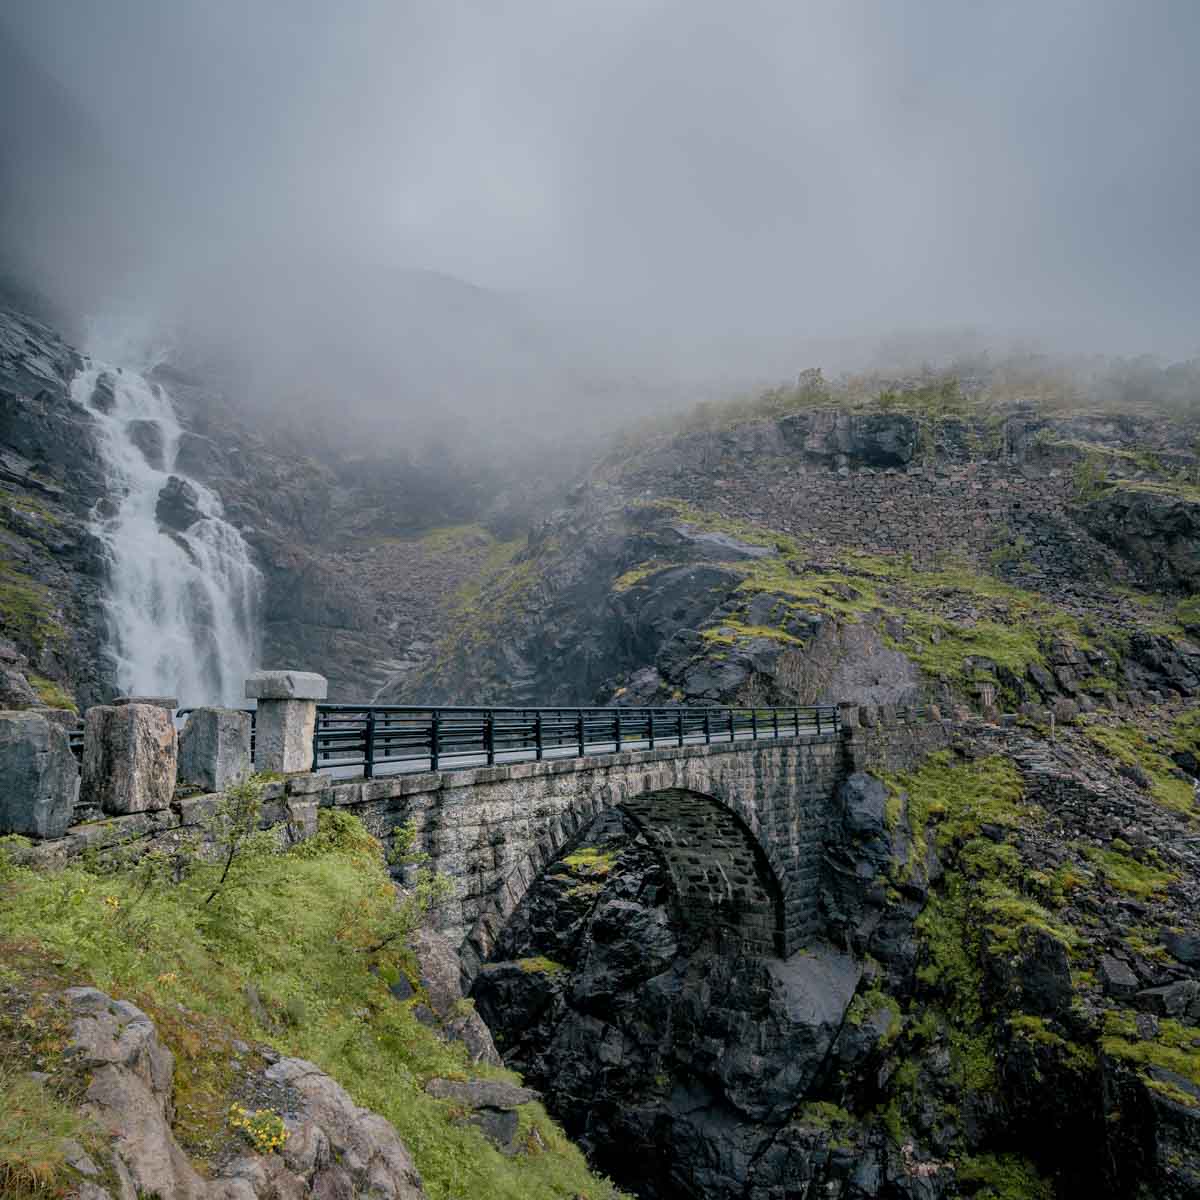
[1,0,1197,433]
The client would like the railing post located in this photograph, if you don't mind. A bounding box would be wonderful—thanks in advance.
[648,710,655,750]
[485,710,495,766]
[577,709,585,757]
[752,709,758,741]
[816,707,822,736]
[772,708,779,739]
[430,709,440,771]
[363,708,376,779]
[704,709,711,745]
[615,709,622,752]
[728,708,735,742]
[677,708,684,747]
[535,711,543,761]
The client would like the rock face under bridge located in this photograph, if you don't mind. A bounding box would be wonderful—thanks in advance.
[326,732,844,974]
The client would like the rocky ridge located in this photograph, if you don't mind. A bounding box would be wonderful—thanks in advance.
[407,390,1200,718]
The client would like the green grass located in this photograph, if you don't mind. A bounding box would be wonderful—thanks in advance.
[1083,846,1176,899]
[1082,722,1196,815]
[1102,1011,1200,1107]
[516,957,568,977]
[560,848,617,877]
[957,1153,1055,1200]
[0,1067,94,1198]
[0,564,65,655]
[419,524,493,554]
[27,676,76,712]
[0,815,626,1200]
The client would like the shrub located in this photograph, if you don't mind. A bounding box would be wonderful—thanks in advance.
[227,1103,289,1155]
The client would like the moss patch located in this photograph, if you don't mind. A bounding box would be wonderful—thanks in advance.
[28,675,76,712]
[516,957,568,977]
[0,564,65,655]
[561,847,617,878]
[1084,846,1176,899]
[957,1152,1055,1200]
[1082,722,1196,816]
[1102,1011,1200,1107]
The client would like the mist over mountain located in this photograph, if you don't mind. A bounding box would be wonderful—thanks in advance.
[2,0,1199,451]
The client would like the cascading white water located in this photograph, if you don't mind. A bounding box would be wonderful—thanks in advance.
[71,362,262,706]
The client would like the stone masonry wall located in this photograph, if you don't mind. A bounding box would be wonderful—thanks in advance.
[323,734,844,974]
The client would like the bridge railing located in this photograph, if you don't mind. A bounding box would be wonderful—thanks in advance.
[311,703,840,778]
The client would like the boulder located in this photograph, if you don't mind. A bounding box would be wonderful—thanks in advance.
[1163,928,1200,967]
[178,707,251,792]
[1136,979,1200,1018]
[408,927,503,1067]
[425,1078,539,1154]
[1004,927,1073,1017]
[155,475,204,532]
[0,709,78,838]
[89,371,116,413]
[126,419,165,470]
[0,664,39,708]
[81,703,177,815]
[264,1056,427,1197]
[1099,954,1140,1000]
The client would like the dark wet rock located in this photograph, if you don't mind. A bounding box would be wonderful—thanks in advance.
[1100,954,1140,999]
[88,371,116,413]
[155,474,204,531]
[998,927,1074,1017]
[126,418,165,470]
[1136,979,1200,1018]
[1081,485,1200,593]
[1163,928,1200,968]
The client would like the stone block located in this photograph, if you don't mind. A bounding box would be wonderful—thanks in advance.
[253,699,317,774]
[81,704,177,816]
[177,707,251,793]
[244,671,328,701]
[0,710,78,838]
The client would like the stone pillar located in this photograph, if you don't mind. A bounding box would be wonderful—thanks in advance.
[245,671,327,775]
[0,710,79,838]
[178,707,252,792]
[81,703,177,815]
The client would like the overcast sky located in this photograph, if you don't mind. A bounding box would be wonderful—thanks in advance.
[3,0,1198,377]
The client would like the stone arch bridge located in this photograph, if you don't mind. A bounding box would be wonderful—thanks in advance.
[331,733,845,977]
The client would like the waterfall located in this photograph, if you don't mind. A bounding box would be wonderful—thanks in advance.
[71,362,262,706]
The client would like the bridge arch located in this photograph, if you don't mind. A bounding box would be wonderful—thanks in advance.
[456,750,819,979]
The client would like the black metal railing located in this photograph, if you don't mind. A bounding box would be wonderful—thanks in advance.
[312,704,840,779]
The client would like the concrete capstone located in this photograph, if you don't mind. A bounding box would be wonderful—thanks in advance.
[245,671,328,701]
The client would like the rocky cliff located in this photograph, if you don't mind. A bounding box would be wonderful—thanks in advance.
[0,308,109,709]
[405,384,1200,718]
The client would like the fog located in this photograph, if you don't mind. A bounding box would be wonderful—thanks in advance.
[2,1,1198,440]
